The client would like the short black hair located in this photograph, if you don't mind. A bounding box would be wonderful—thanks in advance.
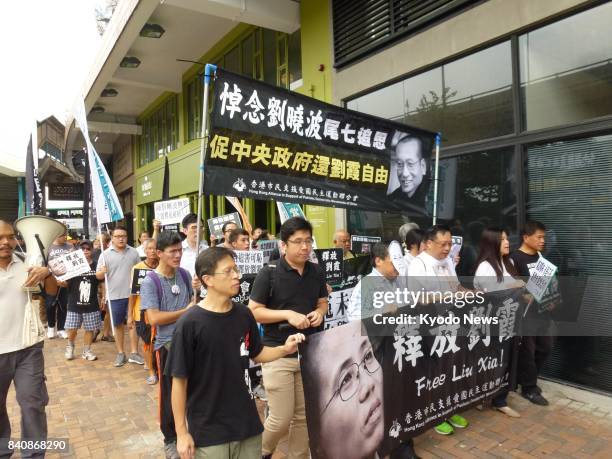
[181,213,199,229]
[425,224,451,242]
[228,228,249,244]
[78,240,92,249]
[221,221,238,233]
[405,228,425,250]
[111,225,128,236]
[395,135,424,160]
[195,247,235,289]
[156,231,182,252]
[371,242,389,265]
[521,220,546,238]
[279,217,312,243]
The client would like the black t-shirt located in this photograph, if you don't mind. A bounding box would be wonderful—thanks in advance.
[510,249,560,314]
[249,257,327,351]
[67,264,100,313]
[164,303,264,448]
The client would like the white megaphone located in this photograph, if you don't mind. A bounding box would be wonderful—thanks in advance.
[15,216,66,291]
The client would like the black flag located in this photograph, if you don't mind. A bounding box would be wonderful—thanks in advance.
[25,134,43,215]
[162,154,170,201]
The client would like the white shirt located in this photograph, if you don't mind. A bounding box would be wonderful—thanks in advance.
[474,260,517,292]
[180,239,209,278]
[0,255,41,354]
[407,251,459,293]
[136,244,146,258]
[404,252,415,269]
[347,268,410,321]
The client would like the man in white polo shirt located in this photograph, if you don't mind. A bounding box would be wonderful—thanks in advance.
[179,214,209,278]
[0,220,53,458]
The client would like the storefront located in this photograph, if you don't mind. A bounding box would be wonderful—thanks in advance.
[335,1,612,393]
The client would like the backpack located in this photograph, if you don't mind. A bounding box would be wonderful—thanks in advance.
[146,268,192,303]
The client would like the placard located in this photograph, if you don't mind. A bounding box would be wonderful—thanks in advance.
[449,235,463,260]
[154,198,191,226]
[351,235,381,254]
[131,268,153,295]
[314,248,343,285]
[207,212,242,239]
[234,250,264,275]
[48,249,90,281]
[525,256,558,303]
[257,239,278,264]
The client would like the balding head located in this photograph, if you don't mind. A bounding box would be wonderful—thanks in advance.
[333,229,351,254]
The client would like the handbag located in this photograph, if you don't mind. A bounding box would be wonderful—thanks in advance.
[22,293,45,347]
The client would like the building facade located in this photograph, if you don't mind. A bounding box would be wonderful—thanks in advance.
[67,0,612,393]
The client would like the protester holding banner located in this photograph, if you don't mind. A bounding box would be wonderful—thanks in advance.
[60,240,101,362]
[127,238,160,385]
[45,230,73,339]
[403,229,426,269]
[407,225,470,436]
[228,228,251,251]
[179,213,209,279]
[509,221,557,406]
[95,226,143,367]
[140,232,194,459]
[474,228,524,418]
[249,217,328,459]
[333,229,355,259]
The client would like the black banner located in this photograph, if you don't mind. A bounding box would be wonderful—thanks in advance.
[314,248,344,285]
[49,182,84,200]
[206,69,436,215]
[25,135,43,215]
[131,268,152,295]
[300,289,521,458]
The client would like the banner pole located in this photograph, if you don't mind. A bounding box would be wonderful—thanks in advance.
[196,64,217,253]
[432,133,441,225]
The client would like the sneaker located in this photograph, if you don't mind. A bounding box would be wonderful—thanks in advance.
[58,330,68,339]
[448,414,469,429]
[114,353,127,367]
[47,327,56,339]
[82,349,98,361]
[164,441,180,459]
[434,421,454,435]
[496,406,521,418]
[128,353,145,365]
[522,391,549,406]
[101,335,115,342]
[146,374,158,385]
[64,344,75,360]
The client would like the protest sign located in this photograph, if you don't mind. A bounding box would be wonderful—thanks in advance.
[449,235,463,260]
[131,268,153,295]
[207,212,242,239]
[351,235,381,254]
[257,239,278,264]
[234,250,264,275]
[154,198,191,226]
[205,69,436,215]
[301,288,522,458]
[48,249,91,281]
[526,256,558,303]
[314,248,343,285]
[233,274,256,305]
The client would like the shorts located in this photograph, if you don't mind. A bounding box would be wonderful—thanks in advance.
[194,434,261,459]
[109,298,129,326]
[65,311,102,331]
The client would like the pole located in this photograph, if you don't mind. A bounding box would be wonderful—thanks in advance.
[432,133,441,225]
[195,64,217,253]
[97,223,115,336]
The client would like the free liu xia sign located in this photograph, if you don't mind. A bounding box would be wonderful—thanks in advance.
[205,69,436,215]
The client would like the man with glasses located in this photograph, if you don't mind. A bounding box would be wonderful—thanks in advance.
[167,247,305,459]
[408,225,469,436]
[249,217,329,459]
[96,226,143,367]
[332,229,355,259]
[140,231,194,459]
[301,321,383,459]
[387,134,428,212]
[211,221,238,249]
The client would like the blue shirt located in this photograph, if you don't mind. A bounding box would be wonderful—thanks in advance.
[140,270,193,350]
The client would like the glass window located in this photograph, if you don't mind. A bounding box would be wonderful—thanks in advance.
[288,29,302,84]
[348,147,517,275]
[138,95,179,165]
[242,34,254,77]
[263,29,277,85]
[520,3,612,131]
[224,45,240,73]
[347,41,514,146]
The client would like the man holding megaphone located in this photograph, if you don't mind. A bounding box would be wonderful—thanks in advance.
[0,219,55,458]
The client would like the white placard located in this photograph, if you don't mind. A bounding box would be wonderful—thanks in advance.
[525,256,558,303]
[48,249,91,281]
[449,235,463,260]
[389,240,408,276]
[154,198,191,226]
[234,250,264,275]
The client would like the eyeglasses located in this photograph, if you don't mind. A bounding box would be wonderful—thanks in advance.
[321,348,380,414]
[287,238,314,247]
[432,240,452,248]
[113,235,127,239]
[210,266,242,279]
